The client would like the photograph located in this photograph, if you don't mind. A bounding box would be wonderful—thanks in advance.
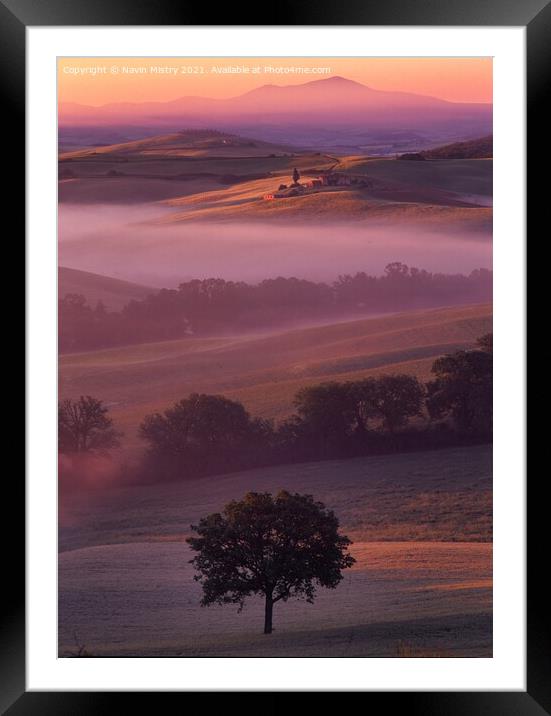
[57,56,493,658]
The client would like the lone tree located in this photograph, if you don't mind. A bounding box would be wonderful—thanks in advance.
[292,167,300,185]
[187,491,355,634]
[58,395,122,454]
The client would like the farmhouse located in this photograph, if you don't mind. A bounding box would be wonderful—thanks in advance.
[262,171,371,200]
[303,178,323,189]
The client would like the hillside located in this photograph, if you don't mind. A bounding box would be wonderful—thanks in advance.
[334,156,492,196]
[161,187,492,229]
[152,153,492,226]
[58,123,492,232]
[421,135,493,160]
[59,303,492,454]
[58,129,337,204]
[59,444,492,656]
[59,267,153,310]
[59,129,300,160]
[172,159,491,227]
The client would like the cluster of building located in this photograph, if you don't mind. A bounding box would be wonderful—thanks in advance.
[263,172,369,200]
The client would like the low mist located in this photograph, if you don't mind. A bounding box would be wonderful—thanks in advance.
[59,203,492,287]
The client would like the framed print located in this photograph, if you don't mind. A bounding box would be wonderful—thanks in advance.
[10,0,546,710]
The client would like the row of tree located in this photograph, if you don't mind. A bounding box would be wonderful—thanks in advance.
[59,264,492,351]
[59,335,492,482]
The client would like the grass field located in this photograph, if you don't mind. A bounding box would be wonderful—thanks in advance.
[58,130,332,205]
[160,179,491,230]
[59,131,492,233]
[59,130,303,160]
[334,157,492,196]
[58,176,224,204]
[157,156,492,228]
[59,444,492,657]
[59,303,492,455]
[58,153,336,205]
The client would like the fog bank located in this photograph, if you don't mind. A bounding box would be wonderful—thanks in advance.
[59,204,492,287]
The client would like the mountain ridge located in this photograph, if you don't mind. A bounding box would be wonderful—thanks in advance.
[59,75,491,119]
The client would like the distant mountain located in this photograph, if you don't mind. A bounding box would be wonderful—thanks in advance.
[59,76,492,148]
[230,76,452,112]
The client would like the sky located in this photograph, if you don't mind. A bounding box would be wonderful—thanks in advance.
[58,57,492,106]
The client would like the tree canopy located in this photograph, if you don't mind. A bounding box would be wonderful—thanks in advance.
[187,491,355,633]
[359,374,425,433]
[476,332,493,353]
[293,382,358,455]
[140,393,272,479]
[59,267,492,353]
[426,346,492,435]
[59,336,492,482]
[58,395,122,454]
[292,375,425,451]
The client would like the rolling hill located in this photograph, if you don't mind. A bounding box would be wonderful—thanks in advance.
[59,129,301,161]
[334,156,492,196]
[154,155,492,227]
[421,135,493,159]
[160,177,492,228]
[59,303,492,455]
[58,129,337,204]
[59,126,492,228]
[59,267,154,310]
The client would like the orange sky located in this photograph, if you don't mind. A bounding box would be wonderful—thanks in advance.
[58,57,492,106]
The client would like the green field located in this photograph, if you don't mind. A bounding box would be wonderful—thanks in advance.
[59,303,492,455]
[59,444,492,657]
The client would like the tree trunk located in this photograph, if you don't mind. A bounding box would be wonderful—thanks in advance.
[264,594,274,634]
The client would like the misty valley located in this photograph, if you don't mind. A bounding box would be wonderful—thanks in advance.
[57,68,493,659]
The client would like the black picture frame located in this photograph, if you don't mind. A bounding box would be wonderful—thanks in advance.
[9,0,545,711]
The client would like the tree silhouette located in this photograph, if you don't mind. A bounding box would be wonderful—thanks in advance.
[140,393,273,479]
[293,382,357,455]
[476,332,493,353]
[58,395,122,453]
[59,270,493,352]
[426,346,492,434]
[293,376,425,446]
[187,491,355,634]
[357,375,425,433]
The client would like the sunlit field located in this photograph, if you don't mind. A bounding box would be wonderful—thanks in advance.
[59,445,492,657]
[59,303,492,455]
